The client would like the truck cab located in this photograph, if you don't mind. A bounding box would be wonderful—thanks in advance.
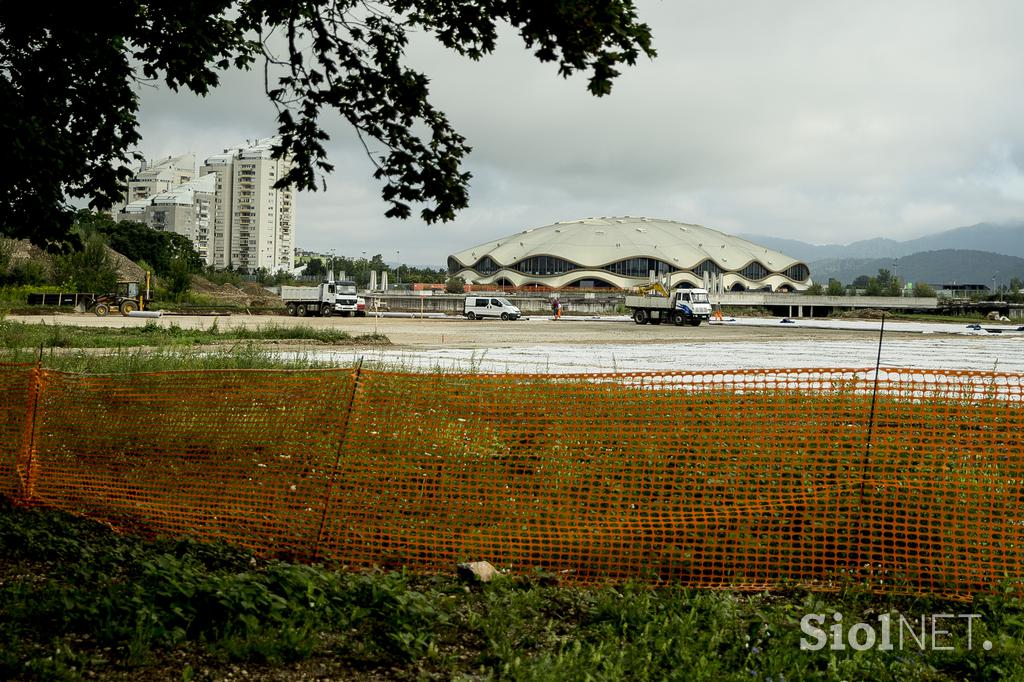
[464,296,522,320]
[625,286,712,326]
[332,280,359,316]
[673,289,711,319]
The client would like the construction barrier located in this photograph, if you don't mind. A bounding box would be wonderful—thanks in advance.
[3,364,1024,598]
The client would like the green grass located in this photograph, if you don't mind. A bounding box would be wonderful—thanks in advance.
[0,285,64,306]
[1,497,1022,681]
[0,344,353,373]
[0,318,389,351]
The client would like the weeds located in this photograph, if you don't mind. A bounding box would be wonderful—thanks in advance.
[0,318,388,355]
[0,345,345,373]
[1,498,1023,680]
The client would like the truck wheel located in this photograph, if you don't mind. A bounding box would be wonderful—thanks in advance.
[689,318,702,327]
[633,309,648,325]
[287,303,297,316]
[466,312,476,320]
[94,303,110,317]
[298,304,309,317]
[501,312,510,321]
[321,304,333,317]
[672,311,686,326]
[119,300,138,316]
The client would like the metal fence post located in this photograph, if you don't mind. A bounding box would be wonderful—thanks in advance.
[313,359,365,561]
[17,356,43,504]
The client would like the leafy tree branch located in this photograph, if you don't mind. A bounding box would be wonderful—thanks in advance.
[0,2,655,250]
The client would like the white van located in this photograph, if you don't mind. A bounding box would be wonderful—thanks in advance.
[464,296,522,320]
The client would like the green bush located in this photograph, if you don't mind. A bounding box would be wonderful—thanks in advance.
[912,281,937,297]
[52,233,118,293]
[165,256,193,302]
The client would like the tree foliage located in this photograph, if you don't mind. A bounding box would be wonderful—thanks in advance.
[303,258,327,279]
[859,268,903,297]
[300,253,446,287]
[911,281,936,297]
[825,278,845,296]
[164,256,194,302]
[52,234,119,294]
[803,282,823,295]
[73,211,204,275]
[445,276,465,294]
[1,2,655,250]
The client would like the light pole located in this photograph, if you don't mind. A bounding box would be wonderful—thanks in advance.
[395,250,401,287]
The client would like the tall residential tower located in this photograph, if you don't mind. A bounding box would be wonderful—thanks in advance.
[201,137,294,271]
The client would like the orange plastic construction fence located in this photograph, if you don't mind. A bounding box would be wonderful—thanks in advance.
[3,364,1023,599]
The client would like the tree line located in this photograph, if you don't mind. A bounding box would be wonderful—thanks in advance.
[804,268,1024,300]
[300,255,449,288]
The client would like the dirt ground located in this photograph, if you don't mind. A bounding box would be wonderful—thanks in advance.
[7,311,921,350]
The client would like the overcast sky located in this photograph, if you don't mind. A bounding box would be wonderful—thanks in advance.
[132,0,1024,267]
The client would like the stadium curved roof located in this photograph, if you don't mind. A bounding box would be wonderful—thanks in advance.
[447,217,811,291]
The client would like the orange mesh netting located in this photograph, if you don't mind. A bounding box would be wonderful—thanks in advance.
[4,365,1023,598]
[29,368,355,558]
[1,363,36,500]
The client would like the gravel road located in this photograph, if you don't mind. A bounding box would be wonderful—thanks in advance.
[12,312,1022,373]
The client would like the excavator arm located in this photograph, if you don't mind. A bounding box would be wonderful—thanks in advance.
[631,282,670,298]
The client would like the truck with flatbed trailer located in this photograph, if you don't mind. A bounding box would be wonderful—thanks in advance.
[281,280,365,317]
[625,284,712,326]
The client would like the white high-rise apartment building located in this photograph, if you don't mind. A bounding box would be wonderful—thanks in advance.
[201,137,294,271]
[121,154,196,209]
[118,174,218,266]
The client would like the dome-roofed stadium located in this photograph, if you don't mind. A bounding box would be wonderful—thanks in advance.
[447,216,811,292]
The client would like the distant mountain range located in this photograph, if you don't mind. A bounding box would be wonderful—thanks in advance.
[807,250,1024,286]
[739,221,1024,285]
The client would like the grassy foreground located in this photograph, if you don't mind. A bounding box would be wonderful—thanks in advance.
[1,498,1022,681]
[0,318,388,350]
[0,318,388,374]
[0,344,350,373]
